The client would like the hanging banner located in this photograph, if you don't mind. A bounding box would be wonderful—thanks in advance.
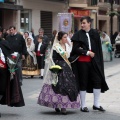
[69,9,90,17]
[0,0,4,2]
[58,13,73,33]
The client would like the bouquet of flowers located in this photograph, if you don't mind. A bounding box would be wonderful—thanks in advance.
[49,65,62,86]
[105,42,112,52]
[7,52,20,79]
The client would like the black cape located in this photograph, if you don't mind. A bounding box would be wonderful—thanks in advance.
[0,39,25,107]
[69,29,109,93]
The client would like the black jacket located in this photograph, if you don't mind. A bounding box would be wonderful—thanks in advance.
[0,39,12,57]
[6,33,27,58]
[70,29,109,93]
[35,42,47,55]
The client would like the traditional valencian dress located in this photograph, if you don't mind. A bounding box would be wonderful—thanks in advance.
[22,42,39,76]
[37,39,80,109]
[101,33,112,62]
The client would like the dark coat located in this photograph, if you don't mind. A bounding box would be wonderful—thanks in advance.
[0,39,25,107]
[35,42,47,55]
[6,33,27,58]
[35,42,47,69]
[70,29,109,93]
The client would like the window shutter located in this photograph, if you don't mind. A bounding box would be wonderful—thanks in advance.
[41,11,52,38]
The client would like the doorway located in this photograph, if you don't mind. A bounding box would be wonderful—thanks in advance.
[0,10,3,27]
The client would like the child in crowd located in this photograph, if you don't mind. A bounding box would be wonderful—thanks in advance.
[35,36,47,79]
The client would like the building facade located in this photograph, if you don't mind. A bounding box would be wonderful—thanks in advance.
[0,0,23,30]
[17,0,67,36]
[90,0,120,35]
[1,0,120,36]
[69,0,120,35]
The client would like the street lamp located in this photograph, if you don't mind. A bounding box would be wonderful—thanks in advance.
[92,10,97,29]
[110,0,114,41]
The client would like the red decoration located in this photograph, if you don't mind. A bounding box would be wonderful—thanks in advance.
[36,51,40,56]
[0,59,7,68]
[12,55,17,59]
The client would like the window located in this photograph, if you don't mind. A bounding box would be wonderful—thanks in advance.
[20,10,32,33]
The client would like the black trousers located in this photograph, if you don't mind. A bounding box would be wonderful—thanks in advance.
[77,62,101,91]
[36,56,45,69]
[0,68,8,95]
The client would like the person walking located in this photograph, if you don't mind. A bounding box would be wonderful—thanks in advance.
[69,16,109,112]
[6,26,27,85]
[37,31,80,115]
[101,32,112,62]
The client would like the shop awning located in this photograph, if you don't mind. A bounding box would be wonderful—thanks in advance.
[0,3,23,10]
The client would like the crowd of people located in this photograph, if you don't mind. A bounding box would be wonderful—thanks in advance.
[2,15,120,116]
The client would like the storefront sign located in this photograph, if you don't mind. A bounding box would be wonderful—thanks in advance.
[0,0,4,2]
[69,9,90,17]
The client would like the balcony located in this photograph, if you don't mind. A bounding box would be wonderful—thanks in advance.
[98,1,119,10]
[69,0,88,8]
[0,0,23,10]
[44,0,65,3]
[4,0,16,4]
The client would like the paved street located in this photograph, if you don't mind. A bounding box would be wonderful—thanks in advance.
[0,57,120,120]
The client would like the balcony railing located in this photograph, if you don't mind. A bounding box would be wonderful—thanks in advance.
[89,0,120,6]
[69,0,88,8]
[4,0,16,4]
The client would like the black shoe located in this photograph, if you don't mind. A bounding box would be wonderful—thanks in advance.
[81,107,89,112]
[55,108,60,113]
[40,76,43,79]
[19,81,22,86]
[93,105,105,111]
[31,75,34,78]
[61,108,67,115]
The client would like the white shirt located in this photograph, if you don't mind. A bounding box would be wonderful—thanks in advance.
[0,48,5,63]
[38,42,42,51]
[86,32,91,56]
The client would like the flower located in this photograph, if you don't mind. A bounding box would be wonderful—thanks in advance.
[49,65,62,73]
[12,55,17,59]
[105,42,109,45]
[7,52,20,73]
[49,65,62,86]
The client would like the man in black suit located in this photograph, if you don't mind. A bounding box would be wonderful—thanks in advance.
[70,16,109,112]
[6,26,27,85]
[34,28,49,46]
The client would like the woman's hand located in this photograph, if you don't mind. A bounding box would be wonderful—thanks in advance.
[33,52,36,56]
[11,72,15,75]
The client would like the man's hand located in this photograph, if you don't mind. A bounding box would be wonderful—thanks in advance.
[88,51,95,58]
[22,55,25,60]
[0,63,4,68]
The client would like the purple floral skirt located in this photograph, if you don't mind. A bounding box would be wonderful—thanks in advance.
[37,84,80,109]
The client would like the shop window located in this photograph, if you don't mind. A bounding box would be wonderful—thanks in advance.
[20,10,32,33]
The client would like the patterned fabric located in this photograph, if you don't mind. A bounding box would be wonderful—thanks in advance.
[52,60,78,102]
[38,84,80,109]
